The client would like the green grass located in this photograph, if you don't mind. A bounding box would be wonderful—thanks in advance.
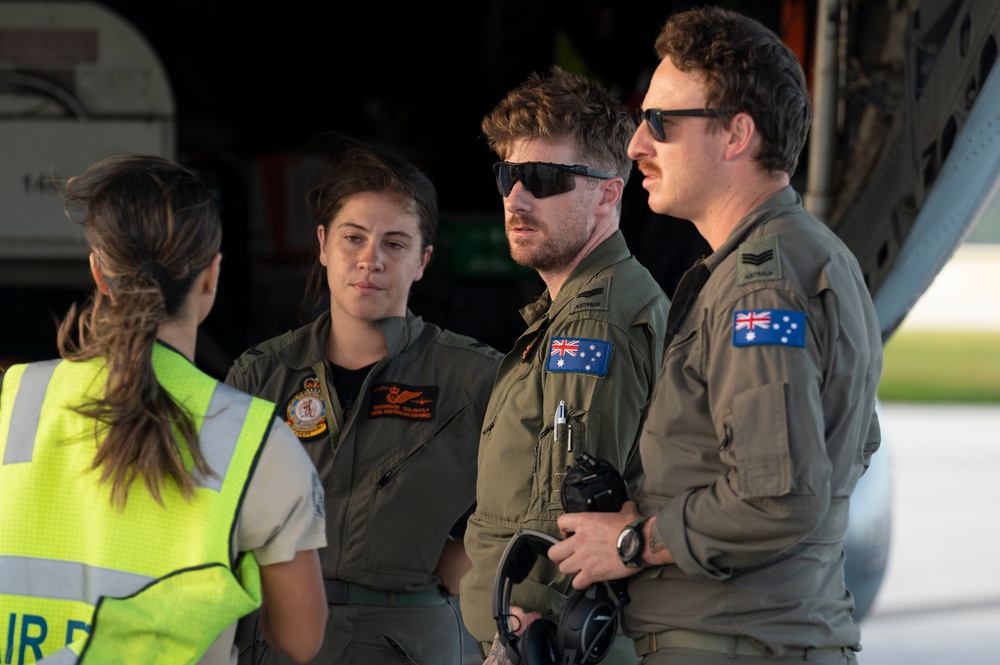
[878,330,1000,403]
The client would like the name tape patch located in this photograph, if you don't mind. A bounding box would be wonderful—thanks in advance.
[369,383,438,420]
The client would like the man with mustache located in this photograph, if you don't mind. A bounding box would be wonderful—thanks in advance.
[548,7,882,664]
[460,66,669,664]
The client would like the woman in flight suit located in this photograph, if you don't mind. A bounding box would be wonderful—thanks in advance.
[227,135,502,665]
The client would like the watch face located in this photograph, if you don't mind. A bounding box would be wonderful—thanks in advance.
[618,527,640,562]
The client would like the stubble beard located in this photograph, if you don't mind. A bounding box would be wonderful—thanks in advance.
[506,214,588,273]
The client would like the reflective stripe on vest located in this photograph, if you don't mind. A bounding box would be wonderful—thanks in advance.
[37,648,79,664]
[192,382,252,492]
[2,360,251,493]
[0,345,276,663]
[0,556,152,605]
[2,359,59,465]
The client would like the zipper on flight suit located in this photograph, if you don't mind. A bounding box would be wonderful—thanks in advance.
[375,408,465,489]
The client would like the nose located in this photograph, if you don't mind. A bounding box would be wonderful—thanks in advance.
[503,180,533,214]
[627,125,651,161]
[357,244,384,272]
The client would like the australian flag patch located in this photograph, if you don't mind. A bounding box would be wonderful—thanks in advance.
[732,309,806,348]
[546,337,612,376]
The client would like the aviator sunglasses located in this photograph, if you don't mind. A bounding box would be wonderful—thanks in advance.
[493,161,616,199]
[635,107,736,142]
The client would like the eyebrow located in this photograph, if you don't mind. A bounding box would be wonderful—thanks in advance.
[337,221,415,240]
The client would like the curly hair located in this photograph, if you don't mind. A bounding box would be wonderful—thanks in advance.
[481,65,636,192]
[655,6,812,176]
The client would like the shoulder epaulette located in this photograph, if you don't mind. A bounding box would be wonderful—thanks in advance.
[736,236,782,286]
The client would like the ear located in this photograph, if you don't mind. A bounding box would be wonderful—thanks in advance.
[204,251,222,295]
[194,252,223,325]
[596,177,625,215]
[413,245,433,283]
[89,253,111,296]
[724,112,756,161]
[317,224,329,267]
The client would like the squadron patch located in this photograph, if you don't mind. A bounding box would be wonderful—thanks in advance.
[546,337,612,377]
[732,309,806,348]
[285,376,328,439]
[369,383,438,420]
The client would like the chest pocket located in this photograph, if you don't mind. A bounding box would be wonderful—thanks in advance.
[528,408,603,520]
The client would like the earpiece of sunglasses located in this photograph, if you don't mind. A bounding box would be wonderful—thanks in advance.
[492,161,615,199]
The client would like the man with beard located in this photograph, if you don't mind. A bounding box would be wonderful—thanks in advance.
[460,66,669,664]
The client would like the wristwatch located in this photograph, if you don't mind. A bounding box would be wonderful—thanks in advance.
[616,516,651,568]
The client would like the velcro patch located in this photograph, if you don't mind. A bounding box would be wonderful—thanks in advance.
[546,337,612,376]
[570,276,611,314]
[736,236,781,285]
[732,310,806,348]
[369,383,438,420]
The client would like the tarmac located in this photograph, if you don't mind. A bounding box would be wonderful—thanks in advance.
[855,402,1000,664]
[857,243,1000,664]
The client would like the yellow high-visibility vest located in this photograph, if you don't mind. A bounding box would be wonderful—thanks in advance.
[0,343,277,664]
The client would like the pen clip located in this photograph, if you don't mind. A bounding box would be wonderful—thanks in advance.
[554,400,566,441]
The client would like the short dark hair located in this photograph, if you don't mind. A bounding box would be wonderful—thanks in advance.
[655,6,812,176]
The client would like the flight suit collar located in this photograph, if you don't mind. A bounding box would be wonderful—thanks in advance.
[705,186,802,271]
[275,309,426,369]
[373,311,425,358]
[518,230,631,327]
[664,187,803,343]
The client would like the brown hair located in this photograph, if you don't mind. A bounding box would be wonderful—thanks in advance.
[655,6,812,176]
[481,65,636,193]
[57,153,221,508]
[303,132,438,308]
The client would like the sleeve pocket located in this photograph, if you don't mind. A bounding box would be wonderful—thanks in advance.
[721,383,792,499]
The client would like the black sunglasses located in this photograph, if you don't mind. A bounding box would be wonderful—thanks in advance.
[492,161,616,199]
[635,107,737,142]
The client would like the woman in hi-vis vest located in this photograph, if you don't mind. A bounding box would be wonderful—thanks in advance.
[0,154,328,665]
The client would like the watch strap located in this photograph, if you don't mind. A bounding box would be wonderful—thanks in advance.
[620,515,652,568]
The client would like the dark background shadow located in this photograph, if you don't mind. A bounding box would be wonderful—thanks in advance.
[3,0,802,375]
